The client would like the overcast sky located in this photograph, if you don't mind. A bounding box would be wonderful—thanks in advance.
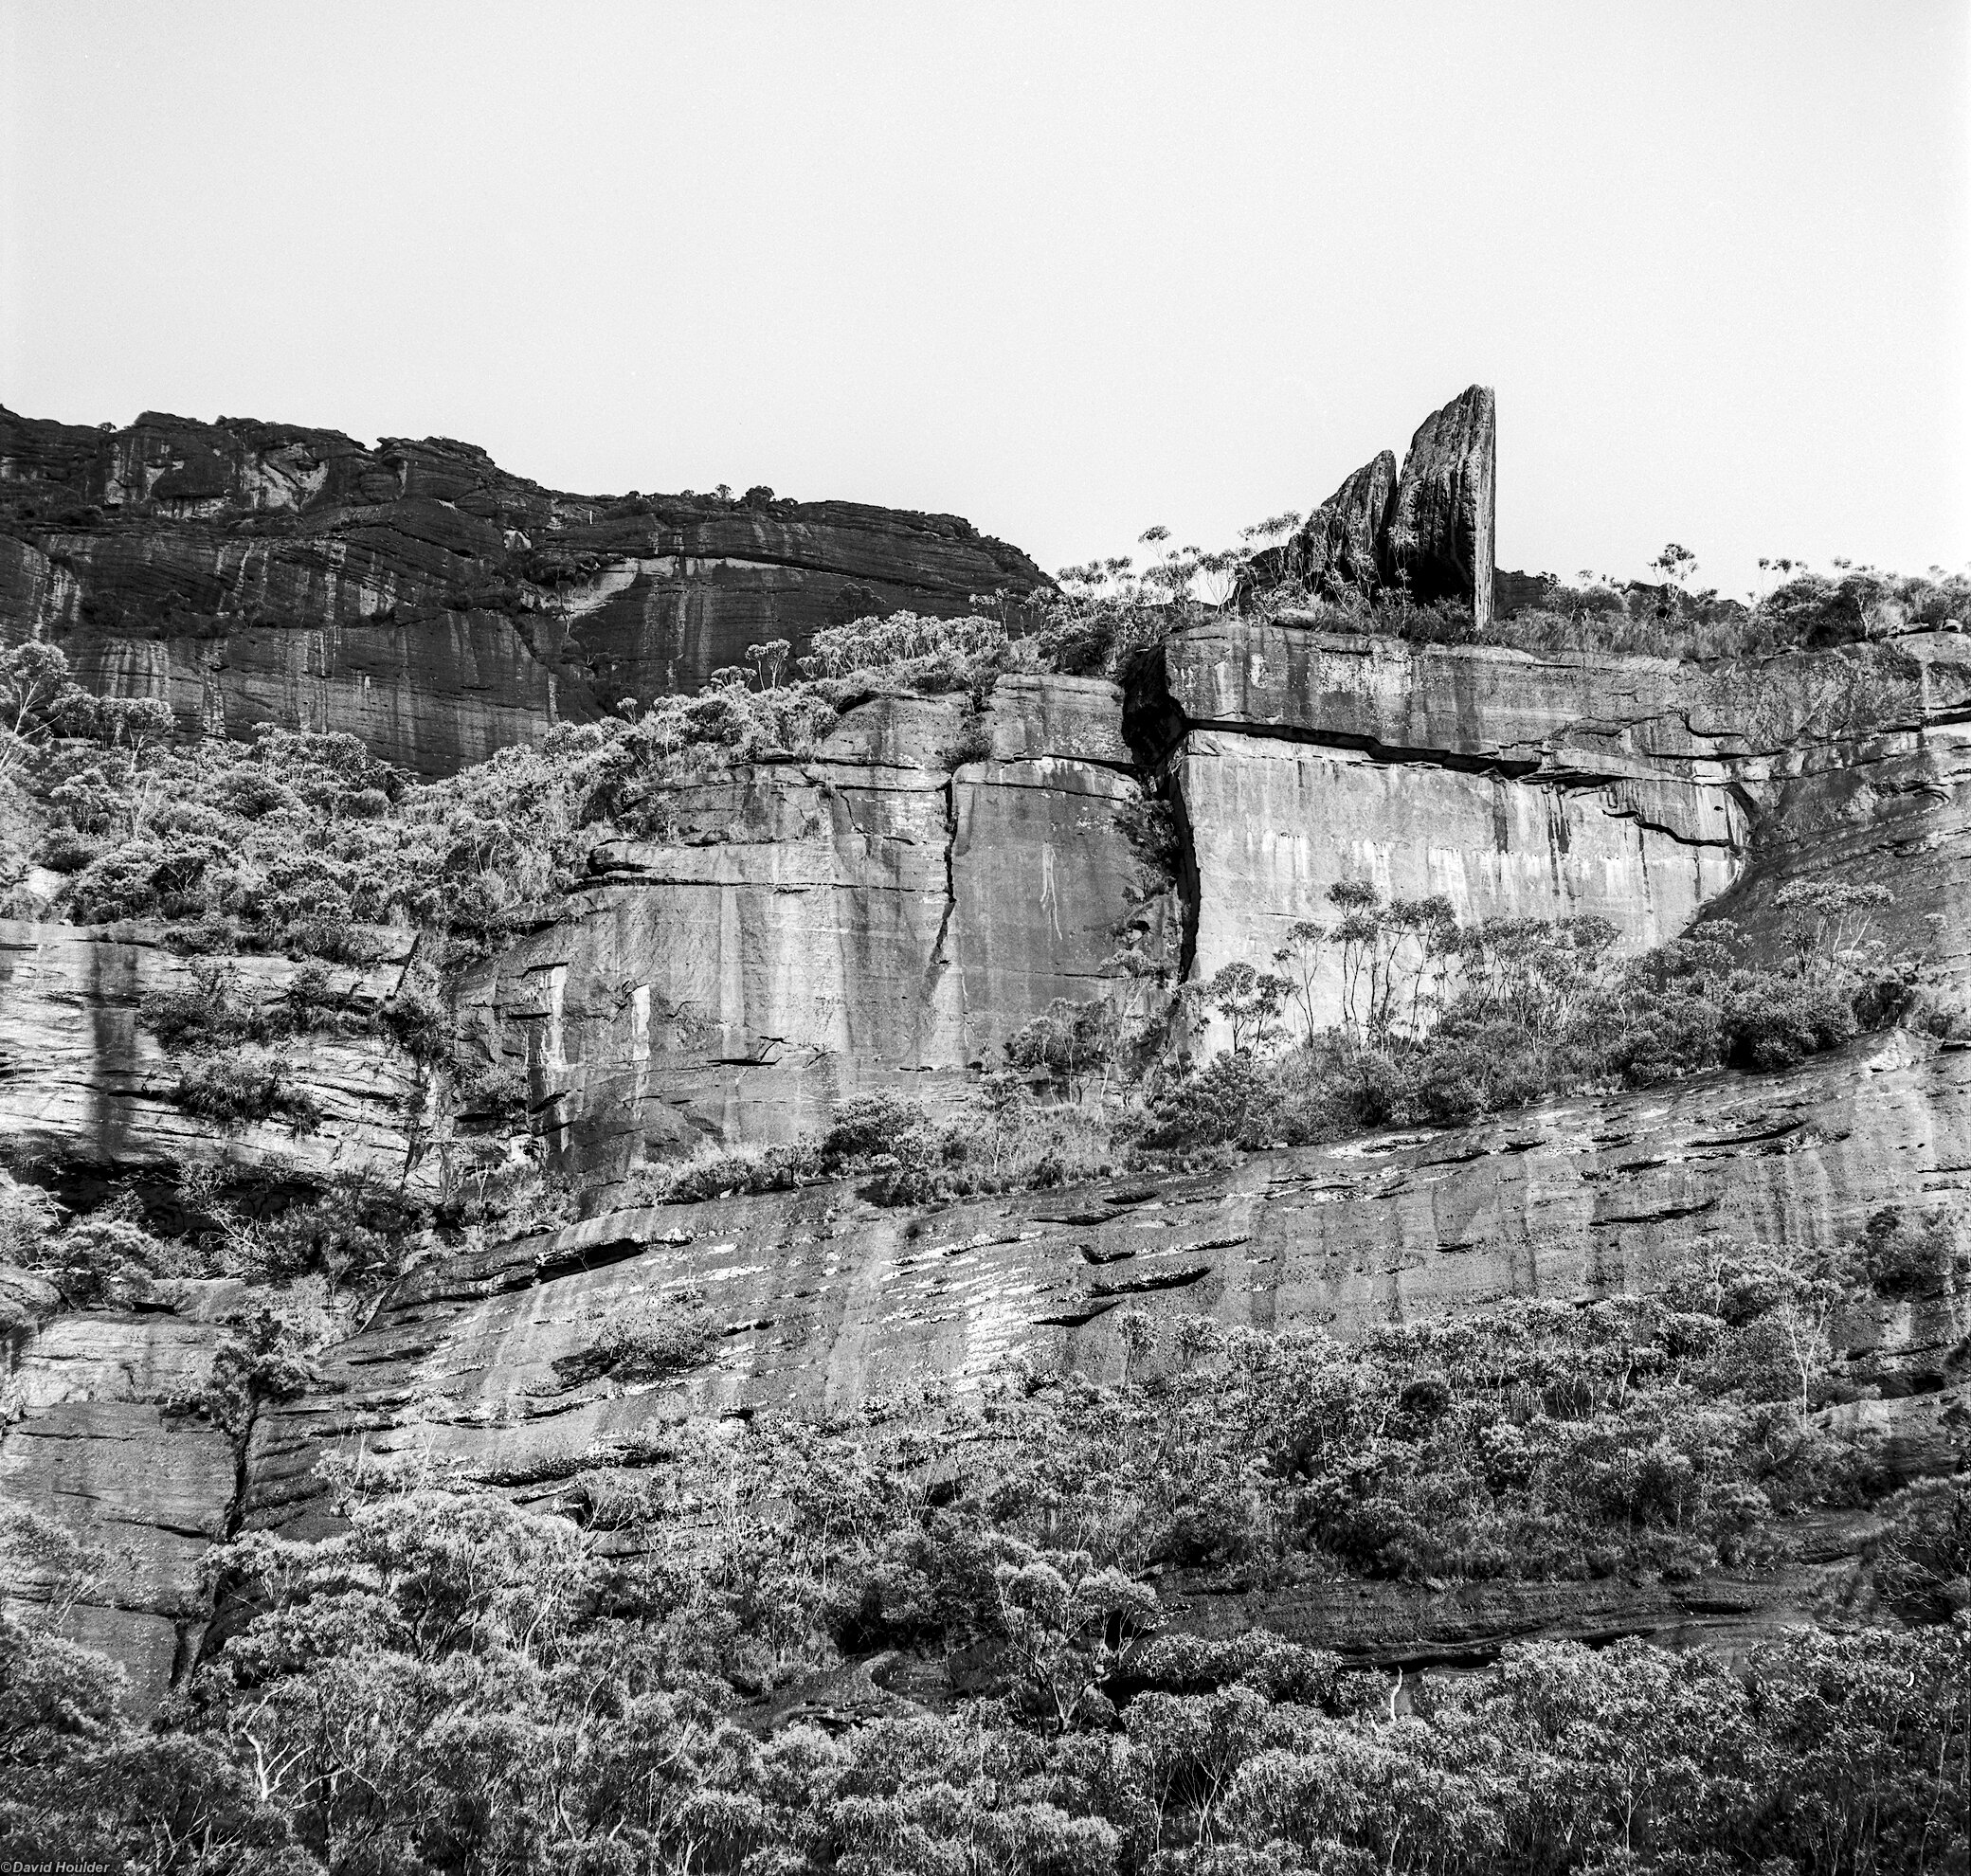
[3,2,1965,599]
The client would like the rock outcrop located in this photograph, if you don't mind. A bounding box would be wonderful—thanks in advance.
[1241,451,1397,600]
[0,407,1050,775]
[1234,387,1496,628]
[1142,622,1968,1041]
[1386,385,1496,628]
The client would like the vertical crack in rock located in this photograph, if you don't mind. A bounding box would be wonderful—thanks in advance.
[920,767,963,1047]
[1163,769,1203,984]
[1118,649,1203,983]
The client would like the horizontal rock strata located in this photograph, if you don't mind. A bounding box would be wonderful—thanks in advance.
[0,920,428,1195]
[245,1028,1971,1543]
[1142,624,1971,1037]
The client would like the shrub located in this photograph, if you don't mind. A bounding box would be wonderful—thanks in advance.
[1856,1204,1964,1299]
[381,971,452,1062]
[34,825,98,873]
[45,1215,184,1308]
[168,1299,326,1437]
[139,958,258,1051]
[632,1087,1110,1209]
[801,611,1029,698]
[141,958,352,1055]
[550,1297,716,1389]
[68,833,229,923]
[635,1141,823,1205]
[937,713,994,769]
[249,1175,425,1293]
[171,1050,320,1132]
[0,1178,59,1266]
[1717,968,1858,1071]
[454,1059,530,1127]
[1872,1477,1971,1621]
[1004,999,1121,1100]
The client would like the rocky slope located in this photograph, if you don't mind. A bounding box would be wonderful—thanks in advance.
[0,406,1049,775]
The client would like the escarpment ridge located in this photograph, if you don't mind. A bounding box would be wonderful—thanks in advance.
[0,405,1050,774]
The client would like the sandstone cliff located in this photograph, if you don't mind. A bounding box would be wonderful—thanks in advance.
[3,395,1968,1715]
[0,406,1050,775]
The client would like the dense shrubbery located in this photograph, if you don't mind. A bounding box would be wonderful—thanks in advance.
[2,1156,428,1330]
[3,1275,1963,1872]
[33,711,601,957]
[40,1205,202,1308]
[1855,1202,1970,1300]
[1047,1282,1881,1578]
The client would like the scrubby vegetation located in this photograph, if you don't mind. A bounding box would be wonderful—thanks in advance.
[1254,562,1970,663]
[4,1272,1965,1872]
[551,1293,719,1390]
[0,1163,429,1314]
[1135,876,1905,1152]
[1,615,1036,963]
[625,1084,1127,1208]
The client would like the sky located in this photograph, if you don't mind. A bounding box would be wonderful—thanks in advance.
[2,2,1965,600]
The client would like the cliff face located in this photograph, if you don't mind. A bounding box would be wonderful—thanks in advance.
[247,622,1968,1540]
[242,1024,1971,1529]
[9,610,1968,1704]
[0,406,1050,775]
[1148,623,1968,1037]
[459,674,1168,1171]
[0,921,428,1200]
[443,627,1967,1173]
